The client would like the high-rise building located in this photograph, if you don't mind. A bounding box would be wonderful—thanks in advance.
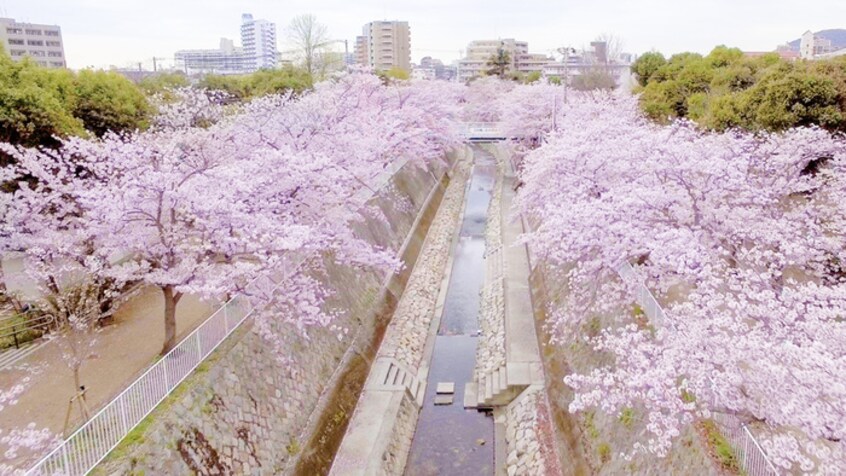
[240,13,277,71]
[354,21,411,72]
[175,13,277,74]
[0,17,66,68]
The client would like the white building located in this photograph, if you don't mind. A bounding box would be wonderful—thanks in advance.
[176,38,248,75]
[457,39,552,82]
[240,13,277,71]
[175,13,277,74]
[0,17,66,68]
[799,30,846,60]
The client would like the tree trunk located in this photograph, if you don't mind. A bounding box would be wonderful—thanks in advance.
[0,258,7,294]
[72,363,82,392]
[161,285,182,355]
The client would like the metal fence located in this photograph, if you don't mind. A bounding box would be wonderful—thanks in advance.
[615,261,779,475]
[26,284,263,475]
[712,412,780,475]
[26,156,418,476]
[459,122,506,141]
[24,154,420,475]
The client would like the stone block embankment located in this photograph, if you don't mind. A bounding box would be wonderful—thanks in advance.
[330,152,474,476]
[94,150,464,476]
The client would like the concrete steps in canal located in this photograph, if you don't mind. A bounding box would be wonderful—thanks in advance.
[463,362,543,409]
[371,357,425,406]
[464,146,545,412]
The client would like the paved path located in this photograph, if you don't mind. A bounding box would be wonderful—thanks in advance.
[0,286,214,469]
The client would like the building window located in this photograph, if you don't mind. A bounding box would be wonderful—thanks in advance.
[6,28,22,34]
[10,50,25,56]
[27,40,44,46]
[25,29,42,35]
[29,50,45,57]
[45,30,60,37]
[8,39,24,45]
[46,41,61,47]
[51,61,64,67]
[48,51,62,57]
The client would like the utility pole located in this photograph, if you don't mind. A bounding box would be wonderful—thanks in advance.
[152,57,168,72]
[557,46,575,104]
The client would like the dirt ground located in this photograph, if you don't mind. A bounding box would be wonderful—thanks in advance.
[0,285,215,466]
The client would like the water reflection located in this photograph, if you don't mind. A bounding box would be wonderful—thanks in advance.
[406,147,496,475]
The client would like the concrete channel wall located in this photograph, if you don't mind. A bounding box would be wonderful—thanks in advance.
[483,144,558,476]
[330,151,474,476]
[93,148,469,476]
[330,143,562,476]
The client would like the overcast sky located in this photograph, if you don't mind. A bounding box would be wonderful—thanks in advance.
[2,0,845,70]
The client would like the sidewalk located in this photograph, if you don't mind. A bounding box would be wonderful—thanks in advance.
[0,286,214,468]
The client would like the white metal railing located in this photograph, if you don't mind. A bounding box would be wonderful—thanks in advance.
[458,122,506,141]
[26,277,267,476]
[615,260,779,475]
[27,156,416,476]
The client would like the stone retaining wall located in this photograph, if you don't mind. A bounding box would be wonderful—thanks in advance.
[330,153,474,476]
[93,151,462,476]
[474,151,506,381]
[381,391,418,475]
[503,387,561,476]
[378,158,472,372]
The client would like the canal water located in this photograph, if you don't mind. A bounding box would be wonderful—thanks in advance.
[405,146,496,475]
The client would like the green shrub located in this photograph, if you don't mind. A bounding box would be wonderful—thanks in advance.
[635,45,846,132]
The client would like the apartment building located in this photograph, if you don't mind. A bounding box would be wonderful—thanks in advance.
[799,30,846,60]
[175,13,277,74]
[457,39,553,82]
[354,21,411,72]
[413,56,456,81]
[0,17,65,68]
[241,13,277,71]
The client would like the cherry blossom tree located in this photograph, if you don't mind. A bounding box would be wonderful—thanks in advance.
[0,72,463,474]
[514,93,846,470]
[2,72,463,357]
[461,76,515,123]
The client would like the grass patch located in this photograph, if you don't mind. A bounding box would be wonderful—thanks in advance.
[97,337,223,470]
[618,408,635,428]
[584,411,599,439]
[598,442,611,463]
[584,316,602,337]
[701,420,741,473]
[0,314,47,349]
[286,437,301,456]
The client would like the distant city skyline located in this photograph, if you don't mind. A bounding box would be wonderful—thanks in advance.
[1,0,845,70]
